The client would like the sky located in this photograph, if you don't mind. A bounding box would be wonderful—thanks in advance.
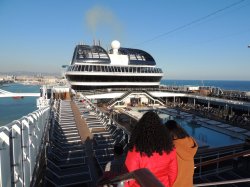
[0,0,250,80]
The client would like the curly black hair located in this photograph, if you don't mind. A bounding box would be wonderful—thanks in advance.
[165,120,190,140]
[128,111,174,157]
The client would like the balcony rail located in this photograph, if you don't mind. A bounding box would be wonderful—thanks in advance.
[67,64,163,74]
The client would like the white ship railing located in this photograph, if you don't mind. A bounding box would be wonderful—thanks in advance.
[67,64,163,74]
[0,106,50,187]
[0,89,40,98]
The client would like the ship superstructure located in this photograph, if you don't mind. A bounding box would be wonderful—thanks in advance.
[65,40,163,91]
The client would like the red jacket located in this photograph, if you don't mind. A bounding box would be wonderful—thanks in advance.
[125,147,177,187]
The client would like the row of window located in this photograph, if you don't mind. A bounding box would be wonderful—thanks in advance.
[66,75,162,82]
[67,65,163,73]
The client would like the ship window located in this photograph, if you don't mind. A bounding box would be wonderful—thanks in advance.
[97,66,100,71]
[136,55,142,60]
[92,52,100,58]
[130,54,137,60]
[132,67,136,73]
[142,67,146,73]
[77,49,84,59]
[89,66,92,72]
[118,67,121,72]
[137,67,140,73]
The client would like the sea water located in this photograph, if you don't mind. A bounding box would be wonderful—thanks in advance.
[161,80,250,91]
[1,80,250,126]
[0,83,40,126]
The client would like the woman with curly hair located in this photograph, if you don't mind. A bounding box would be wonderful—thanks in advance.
[165,120,198,187]
[125,111,177,187]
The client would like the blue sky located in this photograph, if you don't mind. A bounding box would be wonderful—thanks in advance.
[0,0,250,80]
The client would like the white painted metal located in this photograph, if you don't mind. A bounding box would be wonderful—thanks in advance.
[12,124,23,187]
[69,81,161,86]
[21,119,30,186]
[66,71,163,76]
[0,131,11,187]
[0,89,40,98]
[0,107,50,187]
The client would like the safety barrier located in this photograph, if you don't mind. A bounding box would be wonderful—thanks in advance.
[0,106,50,187]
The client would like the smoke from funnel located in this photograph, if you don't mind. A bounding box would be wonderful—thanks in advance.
[85,5,123,45]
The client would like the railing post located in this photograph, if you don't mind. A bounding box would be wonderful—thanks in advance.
[28,113,37,175]
[21,119,31,186]
[199,156,202,177]
[0,130,11,187]
[216,152,220,173]
[11,123,23,187]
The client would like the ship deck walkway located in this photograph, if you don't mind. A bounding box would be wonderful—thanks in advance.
[43,100,94,187]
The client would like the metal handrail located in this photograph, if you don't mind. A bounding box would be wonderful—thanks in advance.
[195,149,250,168]
[194,178,250,186]
[98,168,164,187]
[98,149,250,187]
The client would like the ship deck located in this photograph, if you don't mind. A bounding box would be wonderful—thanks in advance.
[40,95,250,186]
